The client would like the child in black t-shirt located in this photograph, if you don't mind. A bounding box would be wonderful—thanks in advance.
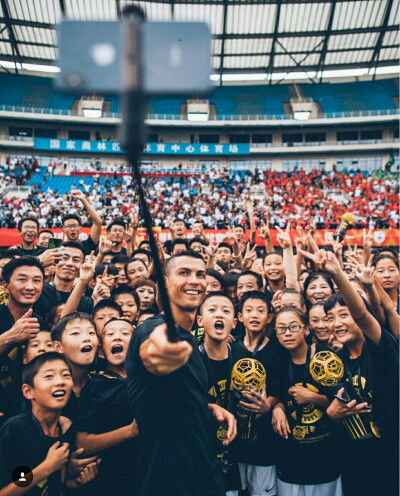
[233,291,281,496]
[91,299,123,375]
[272,306,342,496]
[2,330,54,420]
[51,312,99,422]
[0,352,99,495]
[111,285,140,325]
[76,318,139,496]
[197,292,241,496]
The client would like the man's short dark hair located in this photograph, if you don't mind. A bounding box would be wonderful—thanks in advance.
[111,254,130,265]
[2,256,45,284]
[223,271,240,289]
[62,241,85,258]
[94,263,119,280]
[281,287,306,307]
[239,290,271,313]
[22,351,71,388]
[107,219,126,232]
[199,291,234,315]
[17,217,39,232]
[62,214,82,227]
[218,242,233,254]
[38,229,54,238]
[324,293,346,314]
[188,237,206,248]
[51,312,95,342]
[237,270,263,290]
[206,268,224,290]
[131,249,152,263]
[111,285,141,310]
[171,238,188,251]
[92,299,123,318]
[263,251,283,264]
[164,250,205,276]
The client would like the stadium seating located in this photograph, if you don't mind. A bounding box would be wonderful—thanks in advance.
[302,79,398,115]
[0,73,397,118]
[0,73,76,112]
[209,85,290,118]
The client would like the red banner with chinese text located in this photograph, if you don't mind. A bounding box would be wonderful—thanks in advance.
[0,228,398,247]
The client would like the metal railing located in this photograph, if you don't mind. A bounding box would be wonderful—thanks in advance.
[0,104,398,121]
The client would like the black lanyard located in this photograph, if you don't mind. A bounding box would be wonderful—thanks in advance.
[199,344,234,409]
[240,334,266,357]
[31,413,63,495]
[288,345,313,425]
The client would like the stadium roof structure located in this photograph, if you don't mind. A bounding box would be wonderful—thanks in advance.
[0,0,398,83]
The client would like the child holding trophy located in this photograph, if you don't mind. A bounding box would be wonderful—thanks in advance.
[298,246,399,496]
[232,291,282,496]
[271,306,342,496]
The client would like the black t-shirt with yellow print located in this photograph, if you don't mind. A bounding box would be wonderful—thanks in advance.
[199,346,241,492]
[0,411,75,496]
[335,329,399,496]
[275,345,341,485]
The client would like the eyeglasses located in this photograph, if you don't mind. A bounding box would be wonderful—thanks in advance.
[64,224,80,229]
[22,226,38,232]
[275,324,305,335]
[109,229,124,234]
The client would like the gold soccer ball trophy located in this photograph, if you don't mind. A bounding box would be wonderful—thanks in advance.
[309,351,379,441]
[230,358,266,442]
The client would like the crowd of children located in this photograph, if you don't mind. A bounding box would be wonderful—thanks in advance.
[0,205,398,496]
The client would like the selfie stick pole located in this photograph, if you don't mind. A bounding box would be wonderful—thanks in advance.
[120,6,179,342]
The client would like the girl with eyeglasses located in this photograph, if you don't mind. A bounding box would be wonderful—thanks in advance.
[271,306,342,496]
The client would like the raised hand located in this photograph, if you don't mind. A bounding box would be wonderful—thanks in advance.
[259,219,271,240]
[349,254,375,287]
[6,308,40,343]
[276,223,292,250]
[330,235,343,259]
[242,243,257,270]
[363,228,373,251]
[297,247,341,275]
[79,251,96,284]
[294,226,307,251]
[99,237,115,255]
[71,189,85,201]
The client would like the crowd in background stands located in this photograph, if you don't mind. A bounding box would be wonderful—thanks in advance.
[0,159,398,230]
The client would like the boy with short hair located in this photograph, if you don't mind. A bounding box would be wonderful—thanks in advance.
[0,352,99,495]
[233,291,281,496]
[76,318,138,496]
[197,292,241,496]
[91,300,123,375]
[111,286,140,324]
[52,312,99,421]
[1,329,54,420]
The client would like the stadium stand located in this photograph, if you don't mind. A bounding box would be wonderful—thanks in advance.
[302,79,398,115]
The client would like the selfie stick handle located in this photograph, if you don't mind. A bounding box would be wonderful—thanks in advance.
[120,6,179,342]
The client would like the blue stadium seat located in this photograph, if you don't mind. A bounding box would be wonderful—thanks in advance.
[302,79,398,115]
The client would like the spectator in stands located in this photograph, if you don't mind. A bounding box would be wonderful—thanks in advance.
[11,217,45,257]
[62,190,102,255]
[37,229,54,248]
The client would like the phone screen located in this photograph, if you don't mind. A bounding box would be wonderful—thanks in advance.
[48,237,62,249]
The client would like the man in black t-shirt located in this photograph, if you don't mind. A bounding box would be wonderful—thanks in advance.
[34,242,93,320]
[125,251,237,496]
[10,217,46,257]
[0,257,44,397]
[62,189,103,256]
